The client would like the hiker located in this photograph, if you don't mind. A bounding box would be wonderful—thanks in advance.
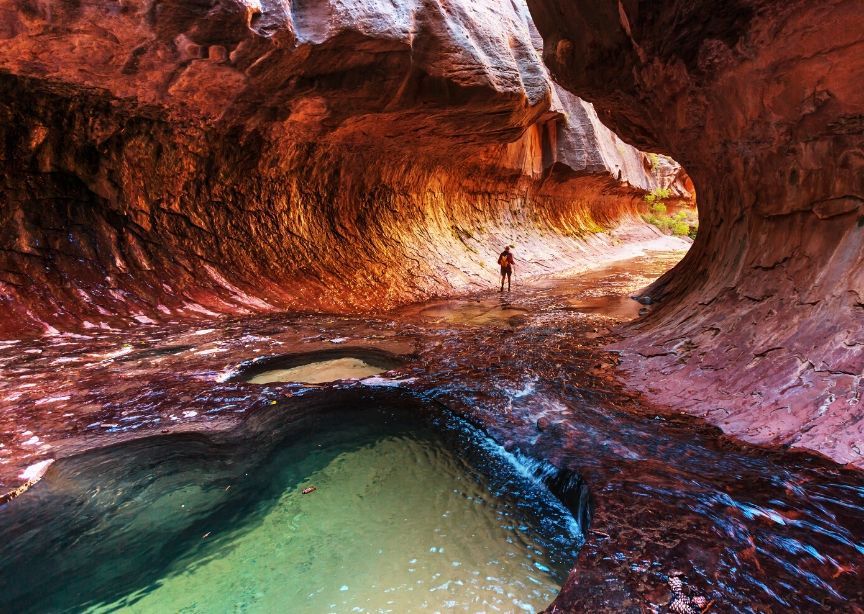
[498,246,515,292]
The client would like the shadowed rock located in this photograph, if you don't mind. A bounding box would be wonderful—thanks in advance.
[527,0,864,467]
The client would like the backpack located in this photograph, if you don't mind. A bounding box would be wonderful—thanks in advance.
[498,252,510,266]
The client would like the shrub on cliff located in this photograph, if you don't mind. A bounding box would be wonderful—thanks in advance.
[644,187,672,204]
[642,204,698,238]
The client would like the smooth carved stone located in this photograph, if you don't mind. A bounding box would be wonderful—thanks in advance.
[0,1,693,338]
[527,0,864,463]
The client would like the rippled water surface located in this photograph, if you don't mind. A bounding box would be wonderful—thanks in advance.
[0,404,581,612]
[1,250,863,612]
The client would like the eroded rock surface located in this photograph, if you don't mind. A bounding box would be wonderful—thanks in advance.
[528,0,864,467]
[0,0,687,337]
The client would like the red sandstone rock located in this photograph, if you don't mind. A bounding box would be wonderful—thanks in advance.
[526,1,864,463]
[522,0,864,604]
[0,0,685,337]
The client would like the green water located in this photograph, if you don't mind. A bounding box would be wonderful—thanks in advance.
[1,405,579,613]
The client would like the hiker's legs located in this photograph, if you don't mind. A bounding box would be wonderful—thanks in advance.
[506,270,512,291]
[500,273,505,291]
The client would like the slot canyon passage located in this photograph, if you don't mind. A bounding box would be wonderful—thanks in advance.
[0,0,863,612]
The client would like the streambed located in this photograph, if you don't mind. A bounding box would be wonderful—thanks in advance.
[1,250,863,612]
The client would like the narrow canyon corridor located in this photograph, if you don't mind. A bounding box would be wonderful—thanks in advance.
[0,0,862,612]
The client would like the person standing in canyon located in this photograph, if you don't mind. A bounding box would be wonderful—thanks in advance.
[498,246,515,292]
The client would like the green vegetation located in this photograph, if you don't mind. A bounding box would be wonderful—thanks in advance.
[641,190,698,239]
[643,186,672,204]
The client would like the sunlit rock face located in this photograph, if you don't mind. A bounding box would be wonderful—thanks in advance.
[527,0,864,465]
[0,0,682,336]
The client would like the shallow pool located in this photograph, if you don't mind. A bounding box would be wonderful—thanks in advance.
[247,356,386,384]
[0,397,582,613]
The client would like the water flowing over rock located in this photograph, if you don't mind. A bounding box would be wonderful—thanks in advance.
[3,1,863,611]
[0,0,686,337]
[527,0,864,468]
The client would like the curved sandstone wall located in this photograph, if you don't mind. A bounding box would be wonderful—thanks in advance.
[527,0,864,466]
[0,0,682,337]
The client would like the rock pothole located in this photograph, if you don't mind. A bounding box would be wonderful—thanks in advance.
[229,348,405,385]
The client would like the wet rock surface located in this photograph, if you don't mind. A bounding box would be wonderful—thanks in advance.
[527,0,864,467]
[2,251,863,612]
[1,0,862,610]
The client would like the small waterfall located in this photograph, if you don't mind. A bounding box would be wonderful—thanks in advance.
[439,411,591,541]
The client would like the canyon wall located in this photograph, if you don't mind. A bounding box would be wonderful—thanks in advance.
[0,0,678,337]
[527,0,864,466]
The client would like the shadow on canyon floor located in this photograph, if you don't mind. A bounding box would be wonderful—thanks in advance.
[1,250,862,612]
